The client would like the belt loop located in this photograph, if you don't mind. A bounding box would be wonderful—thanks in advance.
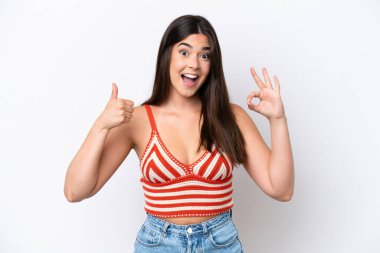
[230,209,233,218]
[162,222,170,238]
[202,222,209,239]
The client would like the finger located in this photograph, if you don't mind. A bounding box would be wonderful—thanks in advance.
[123,99,134,107]
[111,83,118,99]
[274,75,281,92]
[262,68,273,89]
[247,91,261,105]
[124,112,133,120]
[119,110,132,119]
[247,91,260,102]
[247,103,257,111]
[121,113,132,124]
[250,67,266,89]
[124,105,134,113]
[247,98,260,111]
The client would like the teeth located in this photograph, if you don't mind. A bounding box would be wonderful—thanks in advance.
[183,74,198,79]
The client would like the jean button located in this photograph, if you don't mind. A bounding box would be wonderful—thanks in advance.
[187,227,193,234]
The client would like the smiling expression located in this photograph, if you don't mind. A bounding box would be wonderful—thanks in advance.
[168,33,211,98]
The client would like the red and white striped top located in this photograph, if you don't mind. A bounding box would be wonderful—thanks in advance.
[139,105,234,218]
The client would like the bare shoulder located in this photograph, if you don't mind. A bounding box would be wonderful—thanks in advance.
[129,105,149,127]
[229,102,253,127]
[230,102,245,116]
[119,105,149,138]
[229,102,264,149]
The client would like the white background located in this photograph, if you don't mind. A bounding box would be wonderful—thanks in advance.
[1,0,379,252]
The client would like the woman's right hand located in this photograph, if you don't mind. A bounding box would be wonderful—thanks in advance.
[97,83,134,131]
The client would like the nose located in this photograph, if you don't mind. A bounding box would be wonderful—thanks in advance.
[188,55,200,69]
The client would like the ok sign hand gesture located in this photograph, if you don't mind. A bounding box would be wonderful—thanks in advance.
[247,67,285,121]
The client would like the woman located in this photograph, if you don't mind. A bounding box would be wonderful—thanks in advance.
[64,15,294,252]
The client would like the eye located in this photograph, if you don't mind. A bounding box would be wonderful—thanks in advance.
[200,53,210,60]
[179,50,189,56]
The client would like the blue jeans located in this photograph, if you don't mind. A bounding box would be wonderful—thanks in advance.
[134,210,244,252]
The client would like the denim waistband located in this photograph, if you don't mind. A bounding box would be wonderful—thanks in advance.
[145,210,233,237]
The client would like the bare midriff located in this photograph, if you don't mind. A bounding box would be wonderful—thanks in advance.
[160,214,219,225]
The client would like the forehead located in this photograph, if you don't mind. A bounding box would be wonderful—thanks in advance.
[176,34,210,48]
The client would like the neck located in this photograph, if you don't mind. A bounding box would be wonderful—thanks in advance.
[162,91,202,114]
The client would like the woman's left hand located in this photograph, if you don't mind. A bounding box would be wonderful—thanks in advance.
[247,67,285,120]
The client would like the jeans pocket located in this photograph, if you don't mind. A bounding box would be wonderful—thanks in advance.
[208,220,239,248]
[135,223,163,247]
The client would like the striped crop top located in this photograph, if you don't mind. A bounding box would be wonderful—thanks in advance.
[139,105,234,218]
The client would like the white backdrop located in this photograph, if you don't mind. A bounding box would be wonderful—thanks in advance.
[1,0,379,252]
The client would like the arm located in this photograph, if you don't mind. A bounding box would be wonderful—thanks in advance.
[64,83,134,202]
[268,116,294,201]
[233,67,294,201]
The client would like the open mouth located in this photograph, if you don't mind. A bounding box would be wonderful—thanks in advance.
[181,73,199,87]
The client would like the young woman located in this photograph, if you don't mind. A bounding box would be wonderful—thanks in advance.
[64,15,294,252]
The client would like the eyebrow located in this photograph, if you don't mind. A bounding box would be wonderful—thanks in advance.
[178,42,210,51]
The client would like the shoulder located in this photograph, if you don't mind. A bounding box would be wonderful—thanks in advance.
[230,102,245,116]
[116,105,150,140]
[230,103,251,123]
[229,102,259,133]
[131,105,148,121]
[125,105,149,130]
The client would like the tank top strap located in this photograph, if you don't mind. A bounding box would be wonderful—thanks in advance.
[143,104,158,132]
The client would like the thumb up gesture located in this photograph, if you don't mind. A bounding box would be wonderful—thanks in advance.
[97,83,134,131]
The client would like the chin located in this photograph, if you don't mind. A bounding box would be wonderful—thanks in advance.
[171,81,203,98]
[179,89,200,98]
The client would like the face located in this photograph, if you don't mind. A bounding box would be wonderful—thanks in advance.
[168,33,211,98]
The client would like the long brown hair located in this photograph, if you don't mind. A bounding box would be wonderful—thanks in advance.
[142,15,247,166]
